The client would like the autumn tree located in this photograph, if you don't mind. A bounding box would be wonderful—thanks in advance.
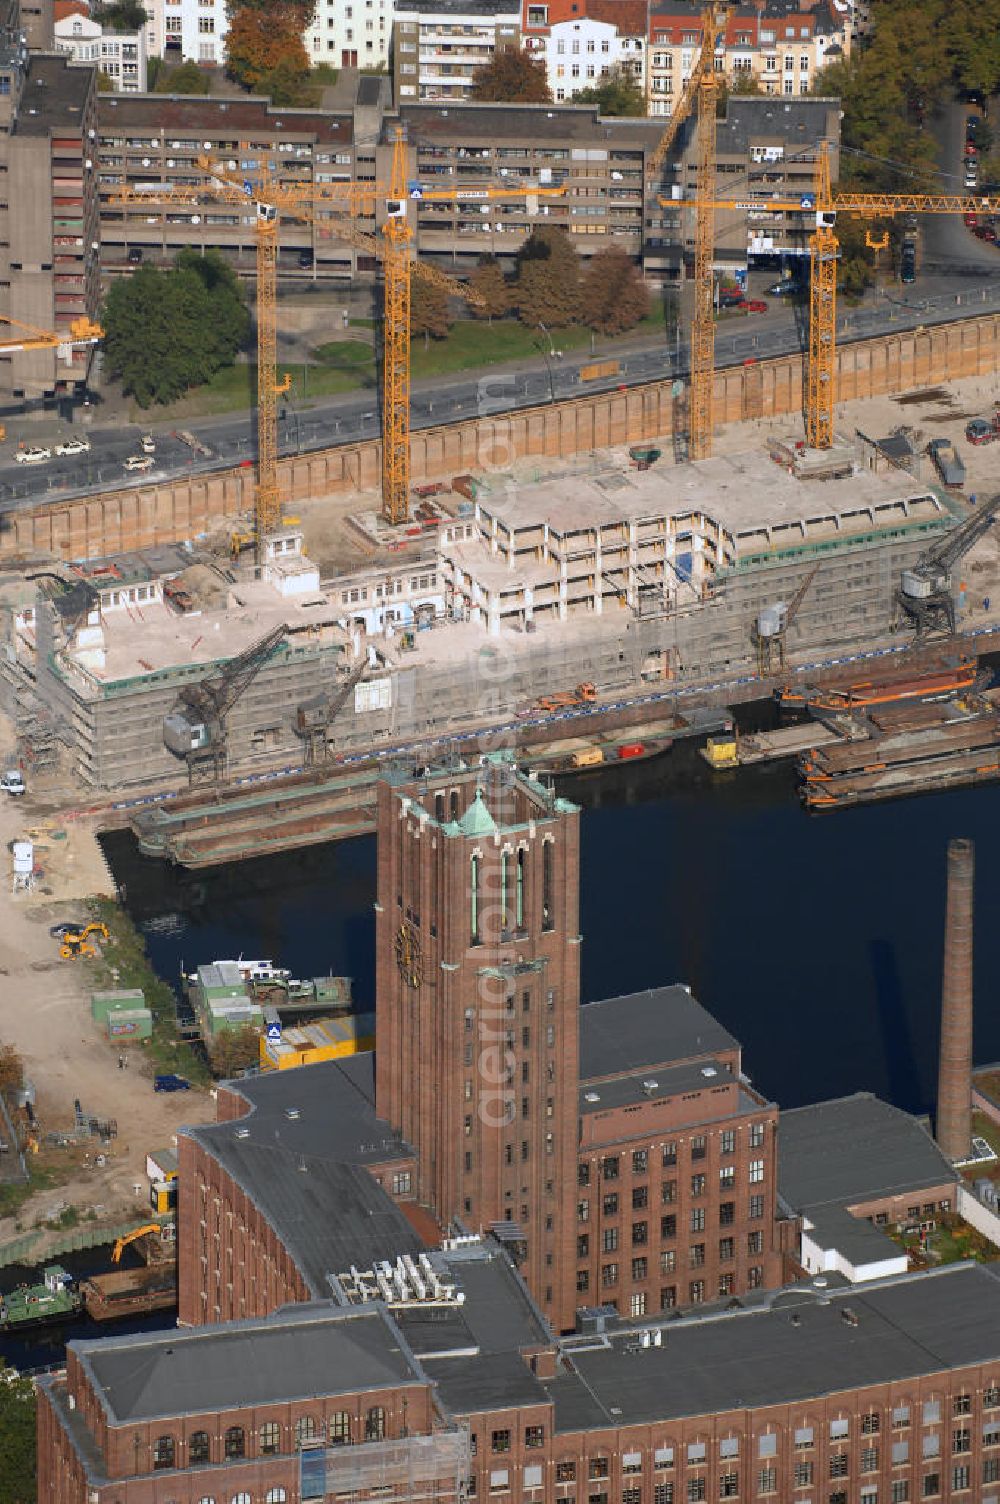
[93,0,147,30]
[209,1025,261,1079]
[574,65,644,117]
[469,256,510,323]
[513,226,582,328]
[225,0,313,96]
[410,278,453,345]
[581,245,649,335]
[0,1043,22,1101]
[471,45,552,103]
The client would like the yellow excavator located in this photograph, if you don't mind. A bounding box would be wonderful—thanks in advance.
[112,1223,163,1264]
[58,921,109,959]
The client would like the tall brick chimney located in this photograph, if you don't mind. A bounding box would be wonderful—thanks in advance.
[936,837,974,1163]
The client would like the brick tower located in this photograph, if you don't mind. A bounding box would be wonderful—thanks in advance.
[375,757,581,1331]
[936,837,974,1163]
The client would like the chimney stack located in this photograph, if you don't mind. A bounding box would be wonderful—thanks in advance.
[936,837,974,1163]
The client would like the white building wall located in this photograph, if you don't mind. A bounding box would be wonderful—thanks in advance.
[305,0,394,69]
[800,1228,908,1285]
[54,15,148,91]
[144,0,228,64]
[532,17,644,102]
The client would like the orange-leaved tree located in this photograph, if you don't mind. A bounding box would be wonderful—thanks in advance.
[225,1,314,92]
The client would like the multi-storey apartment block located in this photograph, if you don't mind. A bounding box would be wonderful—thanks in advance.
[393,0,521,103]
[520,0,647,102]
[54,8,148,91]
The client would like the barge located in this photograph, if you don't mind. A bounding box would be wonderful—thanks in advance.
[81,1266,177,1322]
[779,656,979,714]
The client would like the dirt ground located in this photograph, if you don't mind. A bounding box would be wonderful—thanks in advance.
[0,737,215,1243]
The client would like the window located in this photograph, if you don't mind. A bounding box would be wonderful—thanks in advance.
[602,1263,619,1286]
[719,1237,734,1261]
[794,1428,814,1450]
[557,1464,578,1482]
[719,1167,735,1189]
[577,1270,590,1292]
[953,1430,971,1455]
[365,1408,386,1442]
[490,1469,510,1493]
[689,1280,705,1303]
[232,1495,252,1504]
[892,1442,910,1465]
[720,1473,739,1497]
[688,1481,706,1503]
[591,1460,610,1479]
[691,1135,706,1160]
[526,1427,544,1449]
[633,1186,649,1210]
[296,1416,318,1448]
[493,1430,512,1454]
[923,1436,940,1460]
[747,1230,763,1255]
[654,1446,675,1469]
[893,1407,911,1430]
[392,1171,411,1195]
[602,1156,620,1180]
[260,1421,280,1453]
[604,1194,619,1216]
[190,1432,210,1463]
[663,1143,677,1166]
[954,1395,972,1416]
[579,1164,591,1186]
[952,1466,970,1492]
[329,1412,351,1445]
[795,1462,814,1486]
[749,1160,765,1183]
[720,1201,735,1226]
[922,1476,940,1497]
[633,1221,648,1246]
[749,1195,764,1219]
[661,1285,677,1308]
[863,1414,881,1435]
[632,1257,648,1280]
[153,1435,175,1469]
[633,1149,649,1175]
[748,1266,764,1289]
[630,1292,647,1317]
[862,1447,879,1472]
[690,1243,706,1267]
[663,1181,677,1204]
[691,1175,706,1197]
[525,1465,544,1489]
[986,1387,1000,1408]
[985,1460,1000,1484]
[662,1215,677,1239]
[578,1234,590,1258]
[759,1436,777,1460]
[830,1456,849,1478]
[542,840,554,929]
[225,1427,245,1460]
[750,1123,765,1148]
[758,1468,777,1494]
[891,1486,909,1504]
[691,1209,706,1233]
[923,1402,941,1426]
[720,1129,736,1155]
[603,1227,619,1252]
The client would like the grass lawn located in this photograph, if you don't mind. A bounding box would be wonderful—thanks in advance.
[125,357,375,423]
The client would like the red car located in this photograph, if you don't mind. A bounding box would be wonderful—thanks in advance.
[965,212,979,227]
[745,299,769,313]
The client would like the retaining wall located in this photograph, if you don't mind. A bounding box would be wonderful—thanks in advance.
[3,312,999,564]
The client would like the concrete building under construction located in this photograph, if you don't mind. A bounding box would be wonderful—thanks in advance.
[1,436,959,791]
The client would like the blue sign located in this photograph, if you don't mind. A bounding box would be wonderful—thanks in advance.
[800,193,816,209]
[243,179,254,197]
[266,1021,282,1042]
[408,181,424,199]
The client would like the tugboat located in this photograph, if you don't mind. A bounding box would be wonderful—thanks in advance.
[0,1265,81,1330]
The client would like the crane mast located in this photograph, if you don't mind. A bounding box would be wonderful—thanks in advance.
[897,492,1000,636]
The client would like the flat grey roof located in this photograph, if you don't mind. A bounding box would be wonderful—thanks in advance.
[76,1304,423,1425]
[393,1244,550,1362]
[778,1093,959,1213]
[402,101,662,148]
[185,1055,423,1295]
[802,1202,904,1268]
[19,54,92,135]
[580,1057,735,1114]
[425,1350,551,1416]
[580,986,738,1083]
[545,1263,1000,1431]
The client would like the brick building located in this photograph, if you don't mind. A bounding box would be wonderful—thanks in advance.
[37,1255,1000,1504]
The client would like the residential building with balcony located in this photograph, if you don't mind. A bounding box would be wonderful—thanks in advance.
[140,0,229,66]
[306,0,394,68]
[393,0,521,103]
[54,11,148,91]
[520,0,646,102]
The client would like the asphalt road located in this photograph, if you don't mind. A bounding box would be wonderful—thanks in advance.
[1,116,998,515]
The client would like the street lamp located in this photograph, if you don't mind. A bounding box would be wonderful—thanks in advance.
[535,322,562,404]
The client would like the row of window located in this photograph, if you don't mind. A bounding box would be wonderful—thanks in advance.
[581,1229,766,1263]
[576,1274,764,1312]
[583,1129,767,1183]
[152,1409,386,1468]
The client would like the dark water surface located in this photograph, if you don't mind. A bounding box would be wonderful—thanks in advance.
[99,739,1000,1121]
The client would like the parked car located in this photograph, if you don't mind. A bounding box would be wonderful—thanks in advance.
[974,225,997,242]
[55,437,90,457]
[0,769,25,796]
[766,280,804,296]
[719,291,745,309]
[127,247,143,265]
[966,115,980,141]
[745,299,769,313]
[965,166,979,188]
[297,249,314,269]
[140,434,156,454]
[153,1074,191,1093]
[965,211,980,227]
[124,454,154,472]
[14,446,51,465]
[901,243,917,283]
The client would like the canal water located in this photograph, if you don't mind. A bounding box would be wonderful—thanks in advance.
[99,739,1000,1122]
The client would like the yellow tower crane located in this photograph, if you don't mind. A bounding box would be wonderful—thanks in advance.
[646,4,727,460]
[664,142,1000,448]
[0,315,103,355]
[114,163,381,560]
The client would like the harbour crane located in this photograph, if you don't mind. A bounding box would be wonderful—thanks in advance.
[114,164,381,561]
[164,621,287,782]
[752,562,820,676]
[897,491,1000,636]
[663,143,1000,449]
[294,654,371,765]
[646,3,727,460]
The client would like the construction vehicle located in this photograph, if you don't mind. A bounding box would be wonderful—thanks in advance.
[665,142,1000,451]
[536,682,597,713]
[927,437,966,489]
[965,413,1000,446]
[896,491,1000,636]
[294,656,371,766]
[163,623,287,783]
[58,921,109,959]
[111,1223,166,1264]
[752,564,820,677]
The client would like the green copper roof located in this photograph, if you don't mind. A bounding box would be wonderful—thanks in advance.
[456,787,497,837]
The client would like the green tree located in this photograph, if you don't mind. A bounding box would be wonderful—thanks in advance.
[514,227,582,327]
[471,45,551,103]
[469,256,510,324]
[96,69,116,92]
[93,0,147,30]
[581,244,649,335]
[0,1043,23,1100]
[574,65,645,116]
[102,251,249,408]
[153,59,212,94]
[410,278,452,346]
[0,1360,36,1504]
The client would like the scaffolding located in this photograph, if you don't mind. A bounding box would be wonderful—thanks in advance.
[299,1431,470,1504]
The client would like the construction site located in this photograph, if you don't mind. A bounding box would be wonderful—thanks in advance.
[0,11,998,860]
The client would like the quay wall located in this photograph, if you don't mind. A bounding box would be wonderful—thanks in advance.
[2,313,999,564]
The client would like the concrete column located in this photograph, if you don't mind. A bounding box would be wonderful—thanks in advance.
[936,837,974,1163]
